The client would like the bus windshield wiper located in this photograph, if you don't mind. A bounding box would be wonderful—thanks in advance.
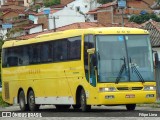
[130,58,144,83]
[115,57,126,84]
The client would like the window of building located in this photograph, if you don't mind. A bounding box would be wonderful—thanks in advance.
[94,14,97,20]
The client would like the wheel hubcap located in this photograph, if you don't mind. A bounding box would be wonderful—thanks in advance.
[29,95,34,106]
[20,98,24,108]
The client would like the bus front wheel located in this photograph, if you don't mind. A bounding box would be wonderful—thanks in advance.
[126,104,136,111]
[80,89,91,112]
[28,90,39,111]
[19,91,29,111]
[72,105,81,109]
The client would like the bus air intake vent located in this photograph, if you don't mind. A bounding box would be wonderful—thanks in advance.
[117,87,128,90]
[132,87,143,90]
[4,82,10,100]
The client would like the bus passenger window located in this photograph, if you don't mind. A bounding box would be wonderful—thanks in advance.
[7,56,18,67]
[41,43,53,62]
[68,36,81,60]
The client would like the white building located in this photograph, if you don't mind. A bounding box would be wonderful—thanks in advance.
[49,0,100,30]
[0,28,7,40]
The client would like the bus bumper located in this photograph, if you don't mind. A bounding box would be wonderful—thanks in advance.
[98,91,156,105]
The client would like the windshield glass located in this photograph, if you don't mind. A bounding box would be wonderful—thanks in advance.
[96,35,154,83]
[126,35,154,82]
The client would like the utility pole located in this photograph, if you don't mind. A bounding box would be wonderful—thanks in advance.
[117,0,127,27]
[48,16,59,32]
[121,9,124,27]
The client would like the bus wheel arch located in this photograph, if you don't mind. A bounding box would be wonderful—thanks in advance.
[72,86,83,109]
[18,88,24,103]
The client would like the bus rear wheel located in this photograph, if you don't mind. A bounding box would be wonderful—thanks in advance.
[80,89,91,112]
[19,91,29,111]
[126,104,136,111]
[28,90,39,111]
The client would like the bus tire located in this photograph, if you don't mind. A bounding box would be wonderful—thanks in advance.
[28,90,39,111]
[126,104,136,111]
[19,91,29,111]
[72,105,81,109]
[80,89,91,112]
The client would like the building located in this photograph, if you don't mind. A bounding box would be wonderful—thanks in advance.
[49,0,100,30]
[87,0,154,26]
[16,22,104,39]
[0,0,33,7]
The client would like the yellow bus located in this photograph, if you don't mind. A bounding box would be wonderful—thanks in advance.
[1,27,156,112]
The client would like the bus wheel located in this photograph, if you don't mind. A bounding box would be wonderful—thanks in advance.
[72,105,81,109]
[55,105,71,110]
[19,91,29,111]
[80,89,91,112]
[126,104,136,111]
[28,90,39,111]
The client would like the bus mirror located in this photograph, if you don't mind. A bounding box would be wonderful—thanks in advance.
[154,52,159,67]
[87,48,95,54]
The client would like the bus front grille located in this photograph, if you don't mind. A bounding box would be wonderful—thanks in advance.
[132,87,143,90]
[117,87,143,91]
[117,87,128,90]
[4,82,10,100]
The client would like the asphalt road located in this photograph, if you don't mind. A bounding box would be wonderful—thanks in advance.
[0,105,160,118]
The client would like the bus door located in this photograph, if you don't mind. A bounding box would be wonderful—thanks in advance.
[88,49,97,87]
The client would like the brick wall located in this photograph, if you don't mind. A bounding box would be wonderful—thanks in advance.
[38,16,48,29]
[61,0,74,5]
[97,11,112,25]
[3,12,19,22]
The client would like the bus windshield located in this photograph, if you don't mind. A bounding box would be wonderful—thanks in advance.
[96,35,154,83]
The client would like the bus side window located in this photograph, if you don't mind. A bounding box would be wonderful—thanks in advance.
[41,43,53,63]
[7,56,18,67]
[23,46,29,65]
[84,35,94,81]
[68,36,81,60]
[2,49,7,67]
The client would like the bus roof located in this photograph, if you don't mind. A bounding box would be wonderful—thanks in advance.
[2,27,149,48]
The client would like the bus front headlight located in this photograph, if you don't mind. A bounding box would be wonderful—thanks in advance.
[99,87,116,92]
[144,86,156,91]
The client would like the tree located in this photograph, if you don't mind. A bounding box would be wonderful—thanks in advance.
[98,0,114,4]
[129,13,160,24]
[44,0,60,7]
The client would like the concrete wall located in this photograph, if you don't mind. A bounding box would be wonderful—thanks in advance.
[29,25,42,34]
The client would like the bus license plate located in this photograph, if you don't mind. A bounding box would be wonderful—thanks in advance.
[125,94,135,98]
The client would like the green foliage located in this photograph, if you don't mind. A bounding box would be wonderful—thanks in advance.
[0,92,9,107]
[44,0,60,7]
[35,4,41,12]
[129,13,160,24]
[98,0,114,4]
